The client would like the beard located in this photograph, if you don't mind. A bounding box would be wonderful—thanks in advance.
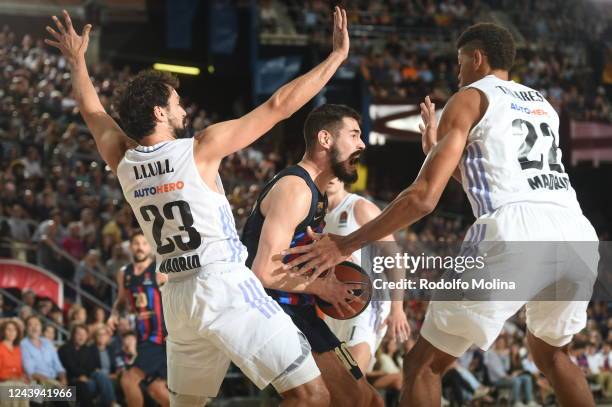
[133,252,149,263]
[330,145,359,184]
[170,116,191,139]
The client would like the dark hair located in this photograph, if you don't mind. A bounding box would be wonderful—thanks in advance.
[303,104,361,152]
[456,23,516,71]
[129,230,145,243]
[70,323,89,342]
[116,70,180,142]
[0,320,22,345]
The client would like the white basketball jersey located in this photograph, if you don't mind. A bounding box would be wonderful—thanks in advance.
[324,193,363,265]
[459,75,581,218]
[117,139,247,275]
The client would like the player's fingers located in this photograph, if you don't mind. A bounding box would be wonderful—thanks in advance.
[332,301,346,319]
[340,297,354,313]
[345,282,363,291]
[308,265,328,280]
[52,15,66,34]
[282,251,316,269]
[342,8,348,32]
[62,10,75,33]
[334,6,340,30]
[44,38,62,48]
[281,243,313,258]
[419,123,425,134]
[46,26,61,40]
[82,24,92,39]
[420,109,428,125]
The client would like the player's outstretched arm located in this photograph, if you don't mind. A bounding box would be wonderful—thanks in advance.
[194,6,349,165]
[283,88,484,274]
[45,10,133,173]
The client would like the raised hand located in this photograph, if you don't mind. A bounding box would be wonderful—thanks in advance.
[44,10,91,66]
[331,6,349,61]
[419,96,437,155]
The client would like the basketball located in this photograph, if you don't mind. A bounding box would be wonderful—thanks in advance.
[315,261,373,320]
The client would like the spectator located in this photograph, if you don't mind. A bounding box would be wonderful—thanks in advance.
[0,295,16,318]
[67,304,88,328]
[114,330,137,374]
[7,204,30,242]
[62,221,85,260]
[58,324,115,407]
[484,337,537,406]
[20,315,67,387]
[42,325,57,345]
[0,319,28,407]
[88,306,107,336]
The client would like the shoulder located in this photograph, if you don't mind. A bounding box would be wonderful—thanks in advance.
[353,197,381,226]
[267,175,312,204]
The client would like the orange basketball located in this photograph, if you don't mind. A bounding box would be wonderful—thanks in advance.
[315,261,372,320]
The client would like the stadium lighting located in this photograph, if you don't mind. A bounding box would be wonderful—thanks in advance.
[153,63,200,76]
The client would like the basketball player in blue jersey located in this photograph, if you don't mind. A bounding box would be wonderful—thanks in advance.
[46,8,351,406]
[108,231,168,407]
[282,23,599,407]
[241,104,383,407]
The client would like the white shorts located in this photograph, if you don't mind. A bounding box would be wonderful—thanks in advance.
[421,203,599,357]
[161,263,320,397]
[325,300,391,358]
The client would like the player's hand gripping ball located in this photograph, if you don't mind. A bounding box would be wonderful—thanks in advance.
[316,261,372,320]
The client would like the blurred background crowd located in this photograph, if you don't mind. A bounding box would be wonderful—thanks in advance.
[0,0,610,405]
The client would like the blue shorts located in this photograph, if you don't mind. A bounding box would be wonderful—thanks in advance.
[133,341,167,384]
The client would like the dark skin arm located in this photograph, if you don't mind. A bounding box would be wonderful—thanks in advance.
[282,88,486,274]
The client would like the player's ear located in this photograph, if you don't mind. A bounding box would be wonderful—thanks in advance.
[153,105,166,123]
[473,49,485,70]
[317,129,332,149]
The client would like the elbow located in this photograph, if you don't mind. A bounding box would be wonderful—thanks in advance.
[400,191,436,218]
[268,92,292,120]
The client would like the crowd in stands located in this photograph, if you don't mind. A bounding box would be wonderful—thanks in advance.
[260,0,611,122]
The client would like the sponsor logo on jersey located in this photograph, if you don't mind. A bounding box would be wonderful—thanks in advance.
[510,103,549,116]
[158,253,201,273]
[527,173,570,191]
[133,159,175,180]
[133,181,185,198]
[339,211,348,227]
[496,86,544,102]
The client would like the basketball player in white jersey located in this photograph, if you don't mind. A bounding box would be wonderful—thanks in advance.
[45,8,351,406]
[282,23,599,407]
[323,178,410,374]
